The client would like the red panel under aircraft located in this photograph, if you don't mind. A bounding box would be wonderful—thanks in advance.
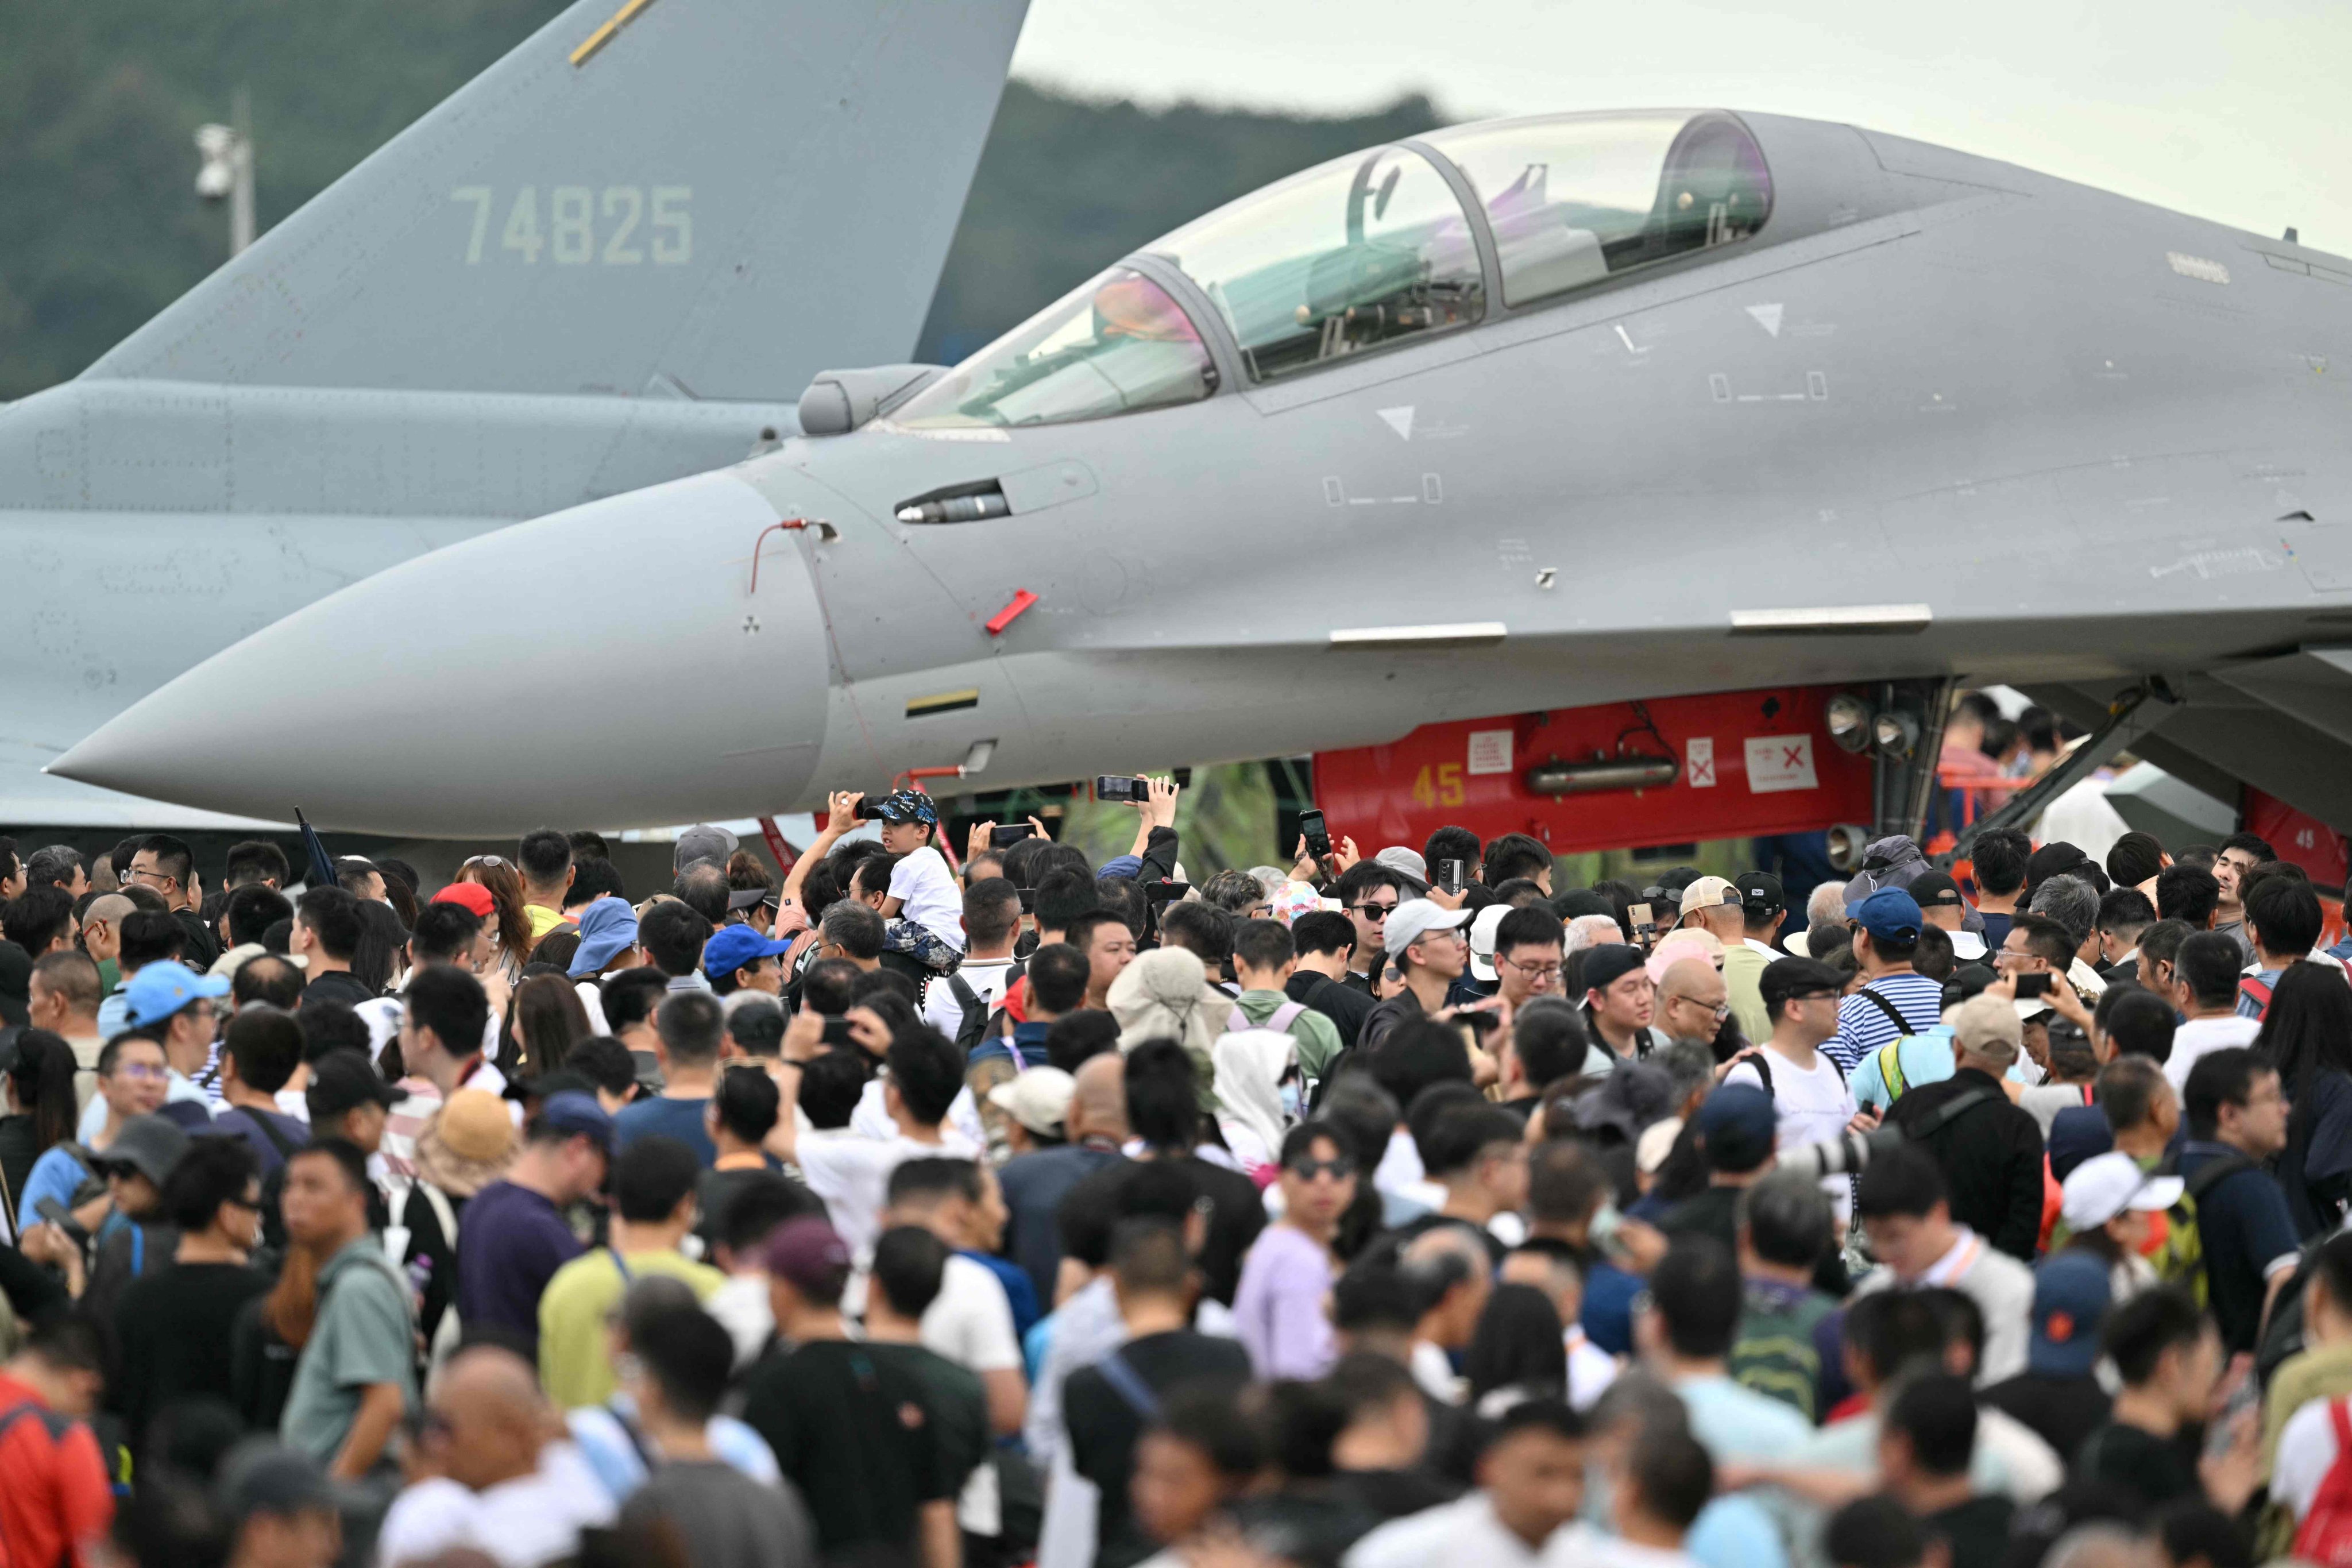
[1312,686,1876,856]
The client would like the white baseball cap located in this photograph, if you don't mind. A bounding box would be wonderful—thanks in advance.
[2060,1150,2183,1233]
[1678,875,1740,918]
[1384,898,1470,960]
[986,1067,1076,1138]
[1467,904,1510,982]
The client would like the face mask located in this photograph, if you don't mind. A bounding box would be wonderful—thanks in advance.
[1279,1080,1304,1122]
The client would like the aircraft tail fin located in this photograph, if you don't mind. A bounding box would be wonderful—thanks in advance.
[83,0,1027,401]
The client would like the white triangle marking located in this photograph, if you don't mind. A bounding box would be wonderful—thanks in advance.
[1376,406,1415,440]
[1746,303,1784,338]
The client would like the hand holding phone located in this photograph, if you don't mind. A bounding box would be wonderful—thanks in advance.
[990,822,1037,848]
[1435,859,1466,896]
[1299,809,1331,860]
[2014,972,2054,999]
[1095,775,1150,804]
[1628,902,1657,945]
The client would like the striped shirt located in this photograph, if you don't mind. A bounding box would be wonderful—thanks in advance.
[1827,972,1946,1075]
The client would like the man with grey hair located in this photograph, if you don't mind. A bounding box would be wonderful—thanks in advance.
[1804,880,1848,931]
[1401,1222,1493,1403]
[816,900,885,973]
[2028,874,2107,991]
[1563,913,1623,955]
[23,845,87,898]
[2042,1524,2162,1568]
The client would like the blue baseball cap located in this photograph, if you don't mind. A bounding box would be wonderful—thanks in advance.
[567,896,639,978]
[123,960,231,1028]
[2046,1104,2114,1183]
[703,923,794,980]
[537,1090,613,1153]
[1695,1083,1778,1173]
[2029,1251,2112,1377]
[868,789,939,827]
[1849,887,1924,941]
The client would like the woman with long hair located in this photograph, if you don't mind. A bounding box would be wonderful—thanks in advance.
[505,974,593,1076]
[0,1031,80,1230]
[2254,960,2352,1235]
[350,899,407,997]
[455,855,534,979]
[232,1241,319,1432]
[1465,1281,1569,1415]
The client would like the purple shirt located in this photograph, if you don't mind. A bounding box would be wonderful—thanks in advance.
[1233,1222,1337,1380]
[454,1180,582,1358]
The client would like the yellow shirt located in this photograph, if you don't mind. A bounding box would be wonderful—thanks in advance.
[524,904,568,945]
[537,1246,723,1409]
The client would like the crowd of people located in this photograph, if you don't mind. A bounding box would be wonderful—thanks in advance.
[1,766,2350,1568]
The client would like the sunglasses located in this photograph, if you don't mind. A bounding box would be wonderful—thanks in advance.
[463,855,509,869]
[1285,1157,1357,1182]
[1351,901,1398,918]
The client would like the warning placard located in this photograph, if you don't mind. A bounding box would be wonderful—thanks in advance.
[1466,729,1513,776]
[1745,735,1820,794]
[1687,737,1717,788]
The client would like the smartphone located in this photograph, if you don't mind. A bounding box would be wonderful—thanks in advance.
[1017,887,1036,913]
[34,1196,75,1232]
[1095,775,1150,804]
[2015,972,2055,999]
[1462,1007,1501,1039]
[990,822,1036,847]
[1145,880,1191,903]
[852,798,882,820]
[1299,808,1331,860]
[820,1017,855,1048]
[1435,858,1466,896]
[1628,902,1657,940]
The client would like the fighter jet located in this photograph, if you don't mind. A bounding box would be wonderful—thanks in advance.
[56,107,2352,840]
[2,0,1026,831]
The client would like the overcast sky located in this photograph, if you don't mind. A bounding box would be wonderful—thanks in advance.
[1010,0,2346,251]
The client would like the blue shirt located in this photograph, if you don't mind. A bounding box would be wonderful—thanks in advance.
[1828,972,1946,1075]
[18,1144,92,1236]
[613,1095,716,1167]
[960,1248,1042,1342]
[1580,1260,1645,1357]
[1847,1026,1958,1111]
[971,1022,1051,1073]
[2238,968,2284,1019]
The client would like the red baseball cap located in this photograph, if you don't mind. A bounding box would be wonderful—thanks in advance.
[430,882,496,918]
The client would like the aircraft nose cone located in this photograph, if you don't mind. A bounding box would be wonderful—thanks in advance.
[53,471,833,835]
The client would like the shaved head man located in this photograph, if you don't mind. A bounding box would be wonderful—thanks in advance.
[1656,958,1729,1048]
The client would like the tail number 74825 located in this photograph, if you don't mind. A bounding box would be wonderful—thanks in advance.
[450,186,691,265]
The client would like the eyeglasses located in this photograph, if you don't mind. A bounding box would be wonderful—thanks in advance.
[129,868,178,889]
[113,1063,168,1083]
[226,1191,262,1212]
[1668,995,1731,1020]
[1351,901,1399,920]
[1499,956,1563,979]
[1285,1157,1357,1182]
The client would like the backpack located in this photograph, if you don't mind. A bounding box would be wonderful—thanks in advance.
[414,1182,466,1374]
[2240,975,2276,1020]
[946,975,989,1053]
[2296,1400,2352,1566]
[1227,1001,1307,1037]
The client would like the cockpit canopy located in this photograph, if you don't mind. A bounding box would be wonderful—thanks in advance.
[889,110,1771,432]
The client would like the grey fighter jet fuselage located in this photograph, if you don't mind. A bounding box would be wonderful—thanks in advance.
[57,108,2352,836]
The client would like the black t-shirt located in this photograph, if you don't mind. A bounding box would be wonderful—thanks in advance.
[1065,1330,1253,1568]
[865,1342,990,1519]
[0,1114,43,1216]
[302,970,378,1007]
[1981,1373,2110,1463]
[114,1260,272,1449]
[695,1163,817,1252]
[1225,1490,1387,1568]
[2073,1419,2201,1508]
[1059,1157,1266,1306]
[1287,972,1374,1051]
[1658,1185,1741,1255]
[1927,1494,2017,1568]
[741,1339,949,1562]
[1329,1467,1461,1523]
[173,909,221,970]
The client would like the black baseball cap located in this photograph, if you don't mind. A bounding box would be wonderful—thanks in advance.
[1758,956,1844,1011]
[305,1051,401,1121]
[1908,870,1965,909]
[1734,871,1785,913]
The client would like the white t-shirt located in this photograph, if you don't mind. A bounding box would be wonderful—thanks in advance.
[850,1077,986,1152]
[2277,1395,2347,1521]
[922,1252,1024,1536]
[889,846,965,949]
[1543,1527,1703,1568]
[923,958,1017,1038]
[1725,1046,1857,1218]
[794,1127,979,1257]
[376,1442,616,1568]
[2165,1014,2262,1092]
